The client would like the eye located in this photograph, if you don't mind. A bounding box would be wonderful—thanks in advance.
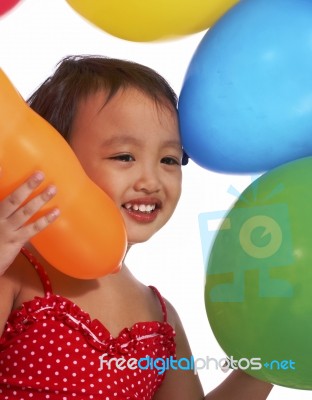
[161,156,181,166]
[109,154,135,162]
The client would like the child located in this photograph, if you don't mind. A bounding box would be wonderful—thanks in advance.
[0,55,273,399]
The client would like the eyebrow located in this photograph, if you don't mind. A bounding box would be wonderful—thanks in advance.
[101,135,182,152]
[101,135,141,147]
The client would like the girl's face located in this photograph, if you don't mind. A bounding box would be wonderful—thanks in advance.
[69,88,182,245]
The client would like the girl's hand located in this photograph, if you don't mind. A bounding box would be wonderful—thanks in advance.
[0,171,60,275]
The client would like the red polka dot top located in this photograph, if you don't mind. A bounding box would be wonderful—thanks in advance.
[0,248,176,399]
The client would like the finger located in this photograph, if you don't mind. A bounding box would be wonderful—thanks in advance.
[8,185,57,229]
[17,208,60,242]
[0,171,45,219]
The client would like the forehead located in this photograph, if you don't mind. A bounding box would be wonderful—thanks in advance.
[71,87,180,144]
[76,86,177,117]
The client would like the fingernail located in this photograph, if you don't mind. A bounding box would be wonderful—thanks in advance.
[46,185,57,196]
[47,208,60,222]
[29,171,45,189]
[51,208,60,217]
[33,171,45,182]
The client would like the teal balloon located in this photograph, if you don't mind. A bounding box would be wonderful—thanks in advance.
[179,0,312,173]
[205,157,312,389]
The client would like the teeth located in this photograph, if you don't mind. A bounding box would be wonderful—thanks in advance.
[124,203,156,213]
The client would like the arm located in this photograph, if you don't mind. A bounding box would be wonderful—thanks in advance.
[0,171,59,276]
[0,171,59,335]
[153,301,273,400]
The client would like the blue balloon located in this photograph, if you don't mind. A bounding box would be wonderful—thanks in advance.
[179,0,312,173]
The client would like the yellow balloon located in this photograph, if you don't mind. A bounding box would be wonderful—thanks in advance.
[66,0,239,42]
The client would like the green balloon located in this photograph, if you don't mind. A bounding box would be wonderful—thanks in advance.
[205,157,312,389]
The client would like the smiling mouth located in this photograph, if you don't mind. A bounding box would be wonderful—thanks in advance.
[123,203,157,214]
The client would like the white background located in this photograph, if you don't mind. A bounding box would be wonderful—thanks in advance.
[0,0,310,398]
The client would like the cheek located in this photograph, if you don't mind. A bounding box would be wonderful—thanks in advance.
[89,172,124,207]
[70,136,123,205]
[168,173,182,205]
[92,177,118,202]
[174,186,182,208]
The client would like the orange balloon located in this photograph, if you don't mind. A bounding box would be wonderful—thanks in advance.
[0,69,127,279]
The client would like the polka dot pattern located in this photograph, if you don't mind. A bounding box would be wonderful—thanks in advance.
[0,249,176,399]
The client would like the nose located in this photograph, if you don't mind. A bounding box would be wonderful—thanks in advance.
[133,165,161,194]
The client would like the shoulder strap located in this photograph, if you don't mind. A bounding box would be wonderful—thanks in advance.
[20,247,53,297]
[149,285,168,323]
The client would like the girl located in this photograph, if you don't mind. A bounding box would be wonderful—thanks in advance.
[0,55,273,399]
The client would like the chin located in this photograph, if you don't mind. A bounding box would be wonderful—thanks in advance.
[125,222,163,244]
[127,237,151,246]
[126,231,157,246]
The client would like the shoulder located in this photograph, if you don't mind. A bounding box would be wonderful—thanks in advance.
[161,296,193,350]
[151,295,205,399]
[162,296,183,329]
[161,296,198,366]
